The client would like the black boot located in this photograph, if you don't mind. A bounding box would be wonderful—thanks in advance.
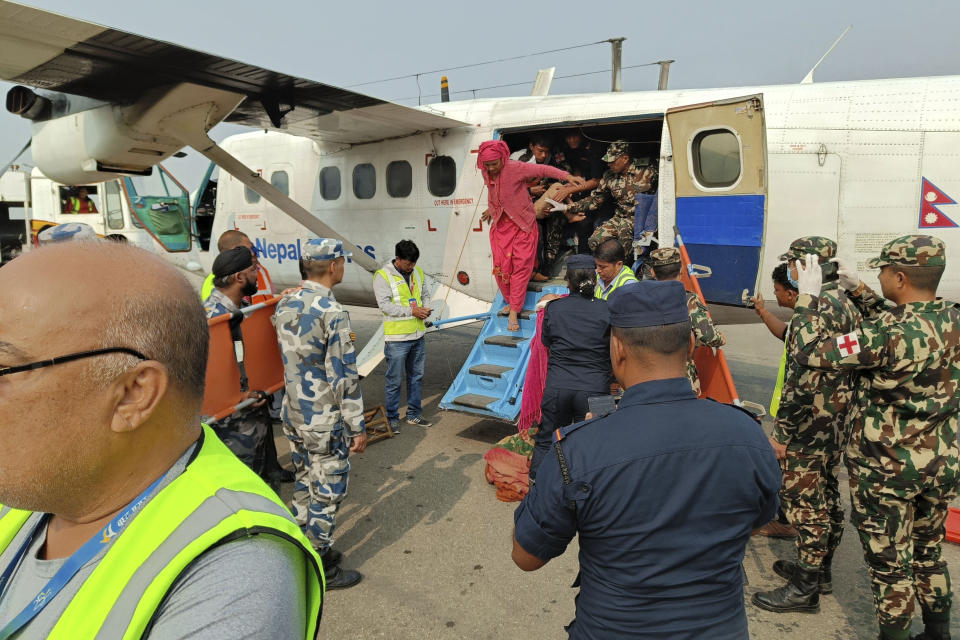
[320,547,343,569]
[752,567,820,613]
[324,564,363,590]
[911,609,952,640]
[772,556,833,594]
[820,551,834,593]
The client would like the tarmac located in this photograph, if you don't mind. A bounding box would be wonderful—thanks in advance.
[274,303,960,639]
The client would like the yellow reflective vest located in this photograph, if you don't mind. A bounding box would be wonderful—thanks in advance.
[375,265,426,335]
[594,265,639,300]
[0,425,324,639]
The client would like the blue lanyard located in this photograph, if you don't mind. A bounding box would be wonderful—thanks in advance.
[0,475,165,639]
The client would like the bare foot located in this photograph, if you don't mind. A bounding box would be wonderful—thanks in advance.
[501,305,511,315]
[508,310,520,332]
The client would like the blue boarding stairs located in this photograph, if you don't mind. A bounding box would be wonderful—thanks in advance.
[438,280,567,421]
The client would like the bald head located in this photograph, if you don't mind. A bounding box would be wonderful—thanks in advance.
[0,242,208,397]
[0,242,209,513]
[217,230,251,252]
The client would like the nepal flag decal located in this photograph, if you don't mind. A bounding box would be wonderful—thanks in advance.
[919,178,959,228]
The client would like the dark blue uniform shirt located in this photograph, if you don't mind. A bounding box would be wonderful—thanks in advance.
[541,295,611,392]
[514,378,781,640]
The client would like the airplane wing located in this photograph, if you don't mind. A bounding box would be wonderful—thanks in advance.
[0,1,468,144]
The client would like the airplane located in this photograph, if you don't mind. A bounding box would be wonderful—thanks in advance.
[2,0,958,318]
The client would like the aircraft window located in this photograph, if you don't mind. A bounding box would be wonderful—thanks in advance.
[271,171,289,196]
[320,167,341,200]
[428,156,456,197]
[104,180,125,230]
[692,129,741,188]
[59,185,99,214]
[244,186,261,204]
[386,160,412,198]
[353,163,376,200]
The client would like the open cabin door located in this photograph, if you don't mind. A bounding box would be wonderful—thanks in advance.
[666,95,767,305]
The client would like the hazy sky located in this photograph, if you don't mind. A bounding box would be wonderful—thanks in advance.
[2,0,959,190]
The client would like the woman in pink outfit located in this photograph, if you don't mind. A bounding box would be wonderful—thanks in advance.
[477,140,583,331]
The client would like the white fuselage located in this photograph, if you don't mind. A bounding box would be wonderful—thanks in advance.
[203,75,960,308]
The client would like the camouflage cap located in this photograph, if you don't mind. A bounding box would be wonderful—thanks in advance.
[303,238,352,261]
[601,140,630,162]
[647,247,682,267]
[778,236,837,263]
[37,222,98,245]
[867,234,946,268]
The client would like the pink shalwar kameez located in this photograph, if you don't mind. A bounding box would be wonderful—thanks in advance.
[478,141,569,312]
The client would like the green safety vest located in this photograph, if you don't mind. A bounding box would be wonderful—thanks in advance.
[594,265,638,300]
[200,273,215,301]
[0,424,324,639]
[769,326,791,418]
[375,265,425,335]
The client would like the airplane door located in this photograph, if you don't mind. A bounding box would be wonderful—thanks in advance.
[666,95,767,305]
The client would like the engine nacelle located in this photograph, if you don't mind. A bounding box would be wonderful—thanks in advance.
[10,84,245,185]
[30,104,176,184]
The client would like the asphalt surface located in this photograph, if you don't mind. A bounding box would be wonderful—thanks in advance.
[272,303,959,639]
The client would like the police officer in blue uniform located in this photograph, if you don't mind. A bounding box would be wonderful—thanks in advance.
[511,281,782,639]
[530,253,612,481]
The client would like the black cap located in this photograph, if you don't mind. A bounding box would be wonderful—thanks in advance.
[608,281,689,328]
[566,254,595,270]
[212,246,253,278]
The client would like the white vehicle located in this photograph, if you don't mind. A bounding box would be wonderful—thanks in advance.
[1,1,958,315]
[0,165,200,270]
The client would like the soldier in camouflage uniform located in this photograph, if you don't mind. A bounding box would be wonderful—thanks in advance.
[790,235,960,640]
[751,237,860,615]
[272,238,368,590]
[202,247,270,473]
[563,140,657,258]
[648,247,725,396]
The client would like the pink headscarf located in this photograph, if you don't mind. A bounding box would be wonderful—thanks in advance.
[477,140,511,185]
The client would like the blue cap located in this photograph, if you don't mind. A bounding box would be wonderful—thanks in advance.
[608,280,689,328]
[37,222,98,245]
[565,254,595,270]
[303,238,352,261]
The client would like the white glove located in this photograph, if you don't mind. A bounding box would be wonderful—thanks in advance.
[636,231,655,247]
[832,257,860,291]
[795,254,823,296]
[545,198,568,213]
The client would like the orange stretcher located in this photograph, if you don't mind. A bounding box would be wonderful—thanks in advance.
[674,229,763,417]
[200,296,285,422]
[946,507,960,544]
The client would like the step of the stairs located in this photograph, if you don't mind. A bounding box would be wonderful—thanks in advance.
[468,364,514,378]
[453,393,498,410]
[484,335,526,348]
[496,308,534,320]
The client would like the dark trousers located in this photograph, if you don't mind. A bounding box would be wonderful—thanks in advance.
[530,386,605,481]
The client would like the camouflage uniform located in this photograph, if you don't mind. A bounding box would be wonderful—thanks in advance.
[567,140,657,258]
[202,288,270,471]
[790,235,960,633]
[272,239,366,553]
[776,238,860,573]
[530,156,573,271]
[685,292,725,396]
[647,248,726,395]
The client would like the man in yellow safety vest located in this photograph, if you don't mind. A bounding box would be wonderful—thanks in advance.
[373,240,434,433]
[0,242,323,638]
[593,237,639,300]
